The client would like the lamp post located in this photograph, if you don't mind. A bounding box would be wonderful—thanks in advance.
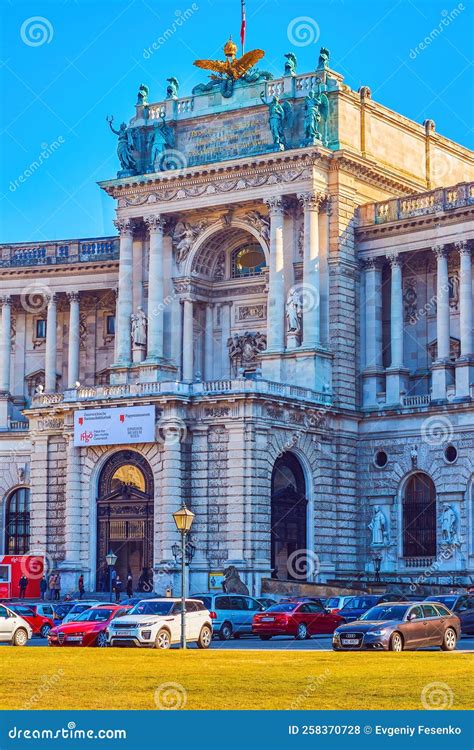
[172,502,195,649]
[105,550,117,602]
[373,554,382,583]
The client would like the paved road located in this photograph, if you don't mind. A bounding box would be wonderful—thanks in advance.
[11,634,474,651]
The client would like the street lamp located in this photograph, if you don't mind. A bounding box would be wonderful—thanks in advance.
[373,554,382,583]
[172,502,195,649]
[105,550,117,601]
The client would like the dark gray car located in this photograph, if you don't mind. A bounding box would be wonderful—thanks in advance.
[333,601,460,651]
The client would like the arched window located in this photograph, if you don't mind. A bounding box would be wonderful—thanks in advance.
[231,242,266,278]
[271,453,308,580]
[5,488,30,554]
[403,473,436,558]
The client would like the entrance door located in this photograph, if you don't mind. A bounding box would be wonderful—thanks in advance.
[271,454,308,581]
[96,452,154,591]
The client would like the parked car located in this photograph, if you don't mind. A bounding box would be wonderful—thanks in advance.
[48,604,130,647]
[324,596,354,613]
[257,597,277,610]
[106,598,212,649]
[281,596,326,607]
[424,594,474,635]
[0,603,33,645]
[253,600,344,640]
[61,601,103,623]
[8,603,55,637]
[191,593,265,640]
[52,602,76,624]
[338,594,403,622]
[333,601,460,651]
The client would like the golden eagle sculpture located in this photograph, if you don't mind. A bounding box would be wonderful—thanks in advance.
[194,37,264,81]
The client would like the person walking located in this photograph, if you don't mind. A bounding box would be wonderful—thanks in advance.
[126,569,133,598]
[114,575,122,603]
[78,574,85,600]
[48,573,56,601]
[18,574,28,599]
[54,572,61,601]
[40,575,48,601]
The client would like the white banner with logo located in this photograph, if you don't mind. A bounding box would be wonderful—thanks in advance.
[73,405,155,447]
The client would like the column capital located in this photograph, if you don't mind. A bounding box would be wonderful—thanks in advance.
[113,218,134,237]
[432,244,448,259]
[361,257,382,272]
[386,251,401,268]
[66,291,80,304]
[455,240,472,256]
[263,196,285,215]
[0,295,12,306]
[144,214,165,234]
[297,192,327,211]
[46,293,58,305]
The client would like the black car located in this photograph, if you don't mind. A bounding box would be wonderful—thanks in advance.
[339,594,403,623]
[424,595,474,635]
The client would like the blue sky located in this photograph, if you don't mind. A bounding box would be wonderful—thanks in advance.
[1,0,473,243]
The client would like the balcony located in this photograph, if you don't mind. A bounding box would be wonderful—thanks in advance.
[0,237,119,268]
[359,181,474,226]
[31,378,333,408]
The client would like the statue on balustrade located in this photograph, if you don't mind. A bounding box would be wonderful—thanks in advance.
[137,83,149,106]
[106,116,137,175]
[166,77,179,99]
[369,505,388,546]
[441,504,460,547]
[284,52,297,76]
[260,93,292,151]
[286,288,302,334]
[317,46,330,70]
[304,85,329,146]
[147,113,175,172]
[131,307,147,347]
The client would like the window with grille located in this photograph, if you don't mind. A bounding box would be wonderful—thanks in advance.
[5,487,30,554]
[403,473,436,557]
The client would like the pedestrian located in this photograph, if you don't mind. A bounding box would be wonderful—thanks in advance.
[48,573,56,601]
[18,574,28,599]
[54,572,61,601]
[78,574,85,600]
[40,575,48,601]
[114,575,122,603]
[126,569,133,598]
[99,571,107,593]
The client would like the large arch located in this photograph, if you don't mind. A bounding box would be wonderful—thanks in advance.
[271,452,309,581]
[95,450,154,590]
[401,472,437,559]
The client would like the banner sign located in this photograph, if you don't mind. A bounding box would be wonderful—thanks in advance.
[73,406,155,447]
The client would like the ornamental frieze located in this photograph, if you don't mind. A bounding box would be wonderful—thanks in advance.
[236,304,266,322]
[37,418,64,430]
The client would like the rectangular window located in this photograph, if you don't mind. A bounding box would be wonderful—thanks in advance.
[106,315,115,335]
[36,319,46,338]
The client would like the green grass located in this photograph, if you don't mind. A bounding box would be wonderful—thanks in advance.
[1,648,471,710]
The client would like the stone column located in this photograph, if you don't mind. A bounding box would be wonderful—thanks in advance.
[361,259,384,406]
[67,292,80,388]
[220,302,231,378]
[455,240,473,398]
[431,244,451,400]
[204,304,214,381]
[45,293,57,393]
[144,215,165,361]
[182,298,194,382]
[386,253,409,404]
[0,296,12,392]
[59,432,82,581]
[114,218,134,365]
[298,192,324,347]
[264,196,285,350]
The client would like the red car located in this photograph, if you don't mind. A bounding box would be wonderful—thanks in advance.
[48,604,130,647]
[8,603,55,638]
[252,600,344,640]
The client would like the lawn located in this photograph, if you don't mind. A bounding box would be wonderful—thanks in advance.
[1,649,471,710]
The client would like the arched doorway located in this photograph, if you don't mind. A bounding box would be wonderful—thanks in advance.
[402,473,436,558]
[271,453,308,580]
[96,451,154,589]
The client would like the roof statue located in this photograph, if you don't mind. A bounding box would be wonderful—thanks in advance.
[193,37,270,98]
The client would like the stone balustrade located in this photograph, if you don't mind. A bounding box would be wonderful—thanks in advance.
[0,236,119,268]
[358,181,474,226]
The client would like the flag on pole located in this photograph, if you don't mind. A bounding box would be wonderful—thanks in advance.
[240,0,246,54]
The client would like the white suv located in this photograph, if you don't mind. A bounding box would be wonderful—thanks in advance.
[0,603,33,645]
[106,598,213,649]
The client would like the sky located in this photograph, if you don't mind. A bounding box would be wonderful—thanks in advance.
[0,0,473,243]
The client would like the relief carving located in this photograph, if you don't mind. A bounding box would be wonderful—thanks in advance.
[227,331,267,375]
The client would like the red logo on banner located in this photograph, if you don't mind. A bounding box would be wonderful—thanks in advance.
[119,414,125,423]
[78,417,84,425]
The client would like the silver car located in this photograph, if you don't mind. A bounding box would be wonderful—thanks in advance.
[0,603,33,645]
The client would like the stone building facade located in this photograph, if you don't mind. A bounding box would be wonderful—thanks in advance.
[1,49,473,594]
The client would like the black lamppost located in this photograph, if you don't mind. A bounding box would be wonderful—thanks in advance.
[172,503,195,649]
[105,550,117,601]
[373,554,382,583]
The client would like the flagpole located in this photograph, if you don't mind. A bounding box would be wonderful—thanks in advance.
[241,0,246,56]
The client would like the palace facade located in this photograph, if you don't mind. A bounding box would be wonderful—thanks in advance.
[1,46,474,594]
